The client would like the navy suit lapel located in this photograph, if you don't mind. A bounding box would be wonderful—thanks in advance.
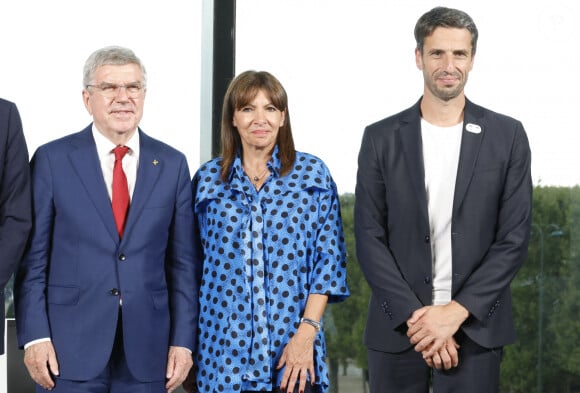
[122,130,163,241]
[399,103,429,221]
[68,126,119,243]
[453,99,485,213]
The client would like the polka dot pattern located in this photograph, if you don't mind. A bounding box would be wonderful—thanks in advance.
[192,148,349,393]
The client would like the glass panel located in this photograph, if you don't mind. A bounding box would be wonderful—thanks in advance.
[237,1,580,392]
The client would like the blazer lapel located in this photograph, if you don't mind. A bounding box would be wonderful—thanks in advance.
[399,101,429,221]
[68,127,119,243]
[122,130,163,241]
[453,99,485,213]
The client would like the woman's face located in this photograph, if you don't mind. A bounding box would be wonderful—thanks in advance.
[233,89,285,153]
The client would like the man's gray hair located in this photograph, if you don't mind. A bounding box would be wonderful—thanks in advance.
[83,46,147,87]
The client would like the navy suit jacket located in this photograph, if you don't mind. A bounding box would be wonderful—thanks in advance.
[354,98,532,352]
[0,98,31,355]
[15,126,200,381]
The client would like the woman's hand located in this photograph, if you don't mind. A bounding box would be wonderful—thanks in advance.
[277,324,317,393]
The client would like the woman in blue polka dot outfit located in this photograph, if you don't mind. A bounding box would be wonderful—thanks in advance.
[186,71,349,393]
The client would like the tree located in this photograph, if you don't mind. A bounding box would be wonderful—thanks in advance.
[326,194,370,392]
[549,186,580,390]
[501,186,580,392]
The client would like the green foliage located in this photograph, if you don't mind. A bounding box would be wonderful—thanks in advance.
[549,186,580,384]
[500,185,580,392]
[326,194,370,370]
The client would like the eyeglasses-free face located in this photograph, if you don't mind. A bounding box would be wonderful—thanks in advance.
[415,27,474,102]
[233,89,285,154]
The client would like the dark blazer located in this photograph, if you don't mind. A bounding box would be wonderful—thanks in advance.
[354,98,532,352]
[15,126,200,381]
[0,98,31,355]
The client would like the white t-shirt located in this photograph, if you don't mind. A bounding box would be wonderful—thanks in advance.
[421,119,463,305]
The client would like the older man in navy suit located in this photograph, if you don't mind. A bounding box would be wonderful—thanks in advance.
[15,46,200,393]
[355,7,532,393]
[0,98,31,355]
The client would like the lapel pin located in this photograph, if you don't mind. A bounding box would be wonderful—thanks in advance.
[153,159,159,166]
[466,123,482,134]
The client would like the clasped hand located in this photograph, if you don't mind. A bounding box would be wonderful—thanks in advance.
[406,301,468,370]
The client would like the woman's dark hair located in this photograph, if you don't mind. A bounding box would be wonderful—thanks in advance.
[219,70,295,182]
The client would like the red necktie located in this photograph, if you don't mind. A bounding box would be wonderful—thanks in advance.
[112,146,130,238]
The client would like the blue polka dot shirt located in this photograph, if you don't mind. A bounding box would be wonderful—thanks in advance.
[192,148,349,393]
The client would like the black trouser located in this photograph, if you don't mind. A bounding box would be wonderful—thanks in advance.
[367,331,503,393]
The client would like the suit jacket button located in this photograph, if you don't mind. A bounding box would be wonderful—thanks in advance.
[424,277,431,284]
[110,288,120,296]
[118,254,126,261]
[424,235,430,242]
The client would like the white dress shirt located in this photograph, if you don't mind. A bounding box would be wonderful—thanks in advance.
[421,119,463,305]
[92,125,140,201]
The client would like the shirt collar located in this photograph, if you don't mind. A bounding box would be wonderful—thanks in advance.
[231,145,282,182]
[92,125,140,160]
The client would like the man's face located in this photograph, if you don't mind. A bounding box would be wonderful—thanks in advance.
[415,27,474,101]
[82,63,146,141]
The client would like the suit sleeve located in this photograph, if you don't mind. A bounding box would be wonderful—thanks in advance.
[166,156,200,352]
[14,147,54,346]
[454,121,532,322]
[354,127,423,330]
[0,102,31,290]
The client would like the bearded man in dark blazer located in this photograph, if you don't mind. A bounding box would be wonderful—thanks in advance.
[355,7,532,393]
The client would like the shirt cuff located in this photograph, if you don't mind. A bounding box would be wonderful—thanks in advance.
[173,345,192,354]
[24,337,51,350]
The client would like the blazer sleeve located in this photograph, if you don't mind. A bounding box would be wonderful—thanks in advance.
[354,126,423,330]
[454,121,532,322]
[165,156,201,352]
[0,102,31,289]
[14,146,53,345]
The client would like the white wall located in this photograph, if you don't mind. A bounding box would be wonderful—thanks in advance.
[236,0,580,194]
[1,0,203,174]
